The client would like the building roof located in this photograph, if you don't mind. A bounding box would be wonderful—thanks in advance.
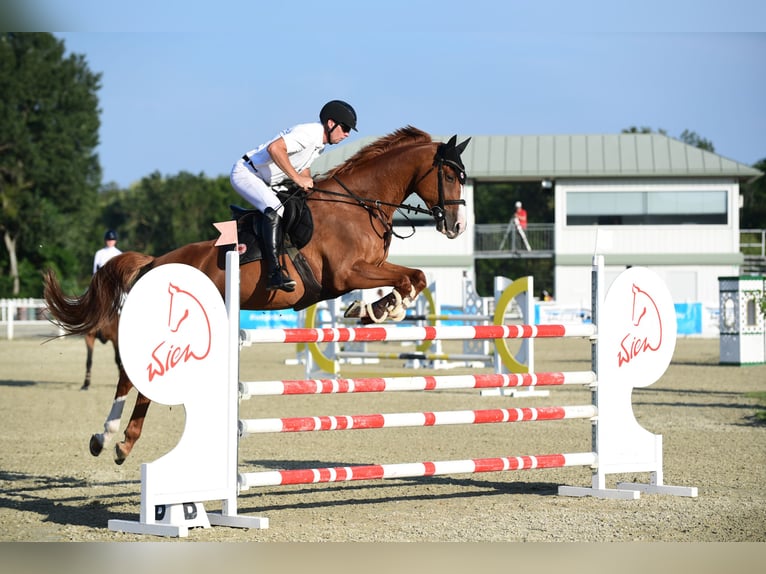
[311,132,762,183]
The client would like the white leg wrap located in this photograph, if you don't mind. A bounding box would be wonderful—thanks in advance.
[100,396,127,446]
[382,290,405,322]
[392,286,421,322]
[347,287,417,323]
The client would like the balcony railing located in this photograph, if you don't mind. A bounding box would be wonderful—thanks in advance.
[741,229,766,274]
[474,223,554,258]
[474,225,766,267]
[740,229,766,257]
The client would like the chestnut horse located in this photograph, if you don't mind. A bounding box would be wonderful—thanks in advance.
[44,126,470,464]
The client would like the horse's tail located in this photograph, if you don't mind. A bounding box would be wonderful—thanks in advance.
[43,251,155,337]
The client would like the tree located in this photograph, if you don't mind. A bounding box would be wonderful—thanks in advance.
[622,126,668,136]
[621,126,714,152]
[678,129,715,152]
[0,33,101,296]
[111,172,241,256]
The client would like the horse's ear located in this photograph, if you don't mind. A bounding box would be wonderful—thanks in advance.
[456,137,471,156]
[445,134,457,149]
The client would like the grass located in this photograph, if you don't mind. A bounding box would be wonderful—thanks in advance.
[745,391,766,423]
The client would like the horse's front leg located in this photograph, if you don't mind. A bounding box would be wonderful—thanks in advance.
[343,261,427,323]
[89,366,132,458]
[114,392,151,465]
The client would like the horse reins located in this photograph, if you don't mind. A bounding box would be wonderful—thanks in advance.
[284,151,466,238]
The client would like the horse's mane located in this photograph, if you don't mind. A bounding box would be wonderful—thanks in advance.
[323,125,432,179]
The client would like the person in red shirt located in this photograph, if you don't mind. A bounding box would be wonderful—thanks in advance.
[514,201,528,230]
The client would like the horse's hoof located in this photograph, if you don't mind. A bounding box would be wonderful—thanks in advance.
[80,383,90,391]
[344,300,362,318]
[114,443,128,465]
[388,307,406,321]
[89,435,104,457]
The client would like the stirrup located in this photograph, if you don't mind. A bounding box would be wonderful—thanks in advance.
[267,268,296,292]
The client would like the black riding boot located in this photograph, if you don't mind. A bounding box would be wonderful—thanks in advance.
[261,207,296,292]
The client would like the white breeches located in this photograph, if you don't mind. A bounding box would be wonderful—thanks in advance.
[230,160,283,214]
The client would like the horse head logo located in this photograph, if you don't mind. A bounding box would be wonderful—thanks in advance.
[617,283,663,367]
[146,282,212,381]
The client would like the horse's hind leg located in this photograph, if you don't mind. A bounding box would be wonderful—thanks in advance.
[89,367,132,458]
[82,333,95,390]
[111,340,122,379]
[114,392,150,465]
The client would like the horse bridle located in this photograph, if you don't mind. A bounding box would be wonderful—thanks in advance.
[369,146,467,231]
[426,152,467,232]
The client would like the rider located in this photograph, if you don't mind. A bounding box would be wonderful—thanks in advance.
[92,229,122,274]
[230,100,358,292]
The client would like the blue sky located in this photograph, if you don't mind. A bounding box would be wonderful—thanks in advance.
[13,1,766,187]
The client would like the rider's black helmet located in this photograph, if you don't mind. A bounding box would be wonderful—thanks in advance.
[104,229,118,241]
[320,100,358,131]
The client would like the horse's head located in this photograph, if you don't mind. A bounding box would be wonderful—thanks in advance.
[167,283,190,333]
[631,283,658,327]
[416,134,471,239]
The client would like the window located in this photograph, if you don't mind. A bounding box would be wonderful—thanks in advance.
[566,190,727,225]
[746,298,757,327]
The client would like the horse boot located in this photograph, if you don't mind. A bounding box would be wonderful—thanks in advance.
[261,207,297,292]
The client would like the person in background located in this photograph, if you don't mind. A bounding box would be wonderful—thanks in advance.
[93,229,122,274]
[230,100,358,292]
[514,201,528,230]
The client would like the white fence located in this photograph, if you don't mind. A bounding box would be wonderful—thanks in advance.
[0,298,63,340]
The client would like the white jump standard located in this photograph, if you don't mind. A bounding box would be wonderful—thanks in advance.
[109,251,697,537]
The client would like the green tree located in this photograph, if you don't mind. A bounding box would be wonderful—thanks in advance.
[114,171,240,256]
[621,126,714,152]
[622,126,668,136]
[678,129,715,152]
[0,33,101,296]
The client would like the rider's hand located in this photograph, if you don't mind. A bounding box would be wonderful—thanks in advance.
[294,174,314,191]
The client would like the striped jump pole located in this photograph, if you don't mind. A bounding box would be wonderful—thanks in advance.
[239,404,598,436]
[239,370,596,398]
[240,322,596,345]
[240,452,599,489]
[342,313,498,323]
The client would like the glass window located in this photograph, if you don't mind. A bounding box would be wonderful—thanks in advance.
[566,190,727,225]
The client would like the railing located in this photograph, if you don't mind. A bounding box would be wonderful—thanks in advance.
[474,223,555,259]
[0,298,63,340]
[741,229,766,274]
[474,225,766,266]
[741,229,766,257]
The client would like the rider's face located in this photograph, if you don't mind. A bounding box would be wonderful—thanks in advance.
[328,120,351,144]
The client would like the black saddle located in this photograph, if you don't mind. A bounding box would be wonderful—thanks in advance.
[229,188,314,266]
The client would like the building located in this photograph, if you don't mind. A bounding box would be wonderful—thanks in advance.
[311,132,762,311]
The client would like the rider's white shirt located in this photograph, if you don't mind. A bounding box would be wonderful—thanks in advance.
[93,245,122,274]
[243,122,326,186]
